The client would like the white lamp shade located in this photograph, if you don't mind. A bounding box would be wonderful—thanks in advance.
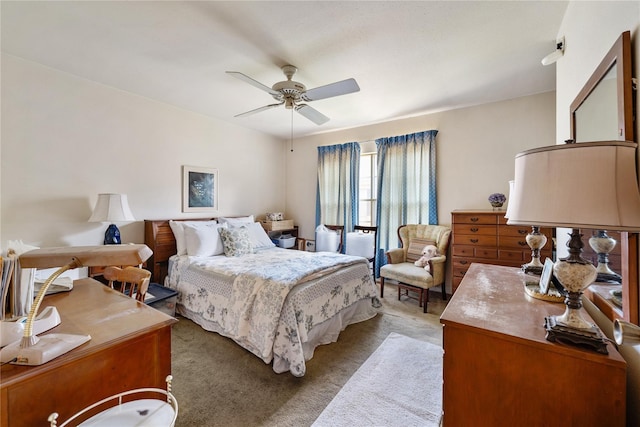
[507,141,640,231]
[88,194,135,223]
[504,180,516,219]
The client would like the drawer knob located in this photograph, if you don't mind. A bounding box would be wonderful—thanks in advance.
[470,227,479,232]
[470,239,479,243]
[519,241,527,246]
[460,260,468,265]
[518,229,527,235]
[470,217,479,222]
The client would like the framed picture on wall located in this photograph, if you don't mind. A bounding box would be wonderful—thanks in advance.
[182,166,218,212]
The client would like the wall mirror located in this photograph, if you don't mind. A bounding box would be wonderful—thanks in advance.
[570,31,633,142]
[570,31,638,324]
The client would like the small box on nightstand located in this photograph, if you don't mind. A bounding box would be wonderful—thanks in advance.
[145,283,178,317]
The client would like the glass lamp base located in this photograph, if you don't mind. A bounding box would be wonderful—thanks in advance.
[544,316,608,354]
[104,224,121,245]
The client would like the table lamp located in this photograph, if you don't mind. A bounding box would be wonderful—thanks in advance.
[588,230,622,283]
[507,141,640,353]
[88,194,136,244]
[505,179,548,275]
[0,244,152,366]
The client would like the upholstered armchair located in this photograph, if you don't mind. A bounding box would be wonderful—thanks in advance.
[379,224,451,313]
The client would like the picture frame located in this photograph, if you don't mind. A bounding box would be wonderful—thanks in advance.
[539,258,555,295]
[182,166,218,212]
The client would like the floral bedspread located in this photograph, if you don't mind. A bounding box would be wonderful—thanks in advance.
[166,248,378,376]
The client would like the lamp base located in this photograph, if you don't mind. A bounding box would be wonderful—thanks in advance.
[0,306,61,348]
[544,316,608,354]
[104,224,122,245]
[522,265,543,276]
[1,333,91,365]
[595,271,622,284]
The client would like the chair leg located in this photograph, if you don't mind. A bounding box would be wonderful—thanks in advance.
[441,282,447,301]
[380,277,385,298]
[423,289,429,313]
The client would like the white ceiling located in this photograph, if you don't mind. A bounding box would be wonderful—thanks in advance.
[1,1,569,139]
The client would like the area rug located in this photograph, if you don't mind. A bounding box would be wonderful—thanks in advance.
[311,332,443,427]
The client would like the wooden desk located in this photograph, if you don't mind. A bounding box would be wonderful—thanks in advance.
[1,278,176,427]
[440,263,626,427]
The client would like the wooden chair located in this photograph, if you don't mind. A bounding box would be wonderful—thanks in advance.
[351,225,378,276]
[324,225,345,253]
[103,266,151,302]
[379,224,451,313]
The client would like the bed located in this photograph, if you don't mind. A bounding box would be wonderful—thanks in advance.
[144,217,379,377]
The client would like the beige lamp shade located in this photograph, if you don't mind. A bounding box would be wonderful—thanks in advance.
[507,141,640,231]
[88,193,135,222]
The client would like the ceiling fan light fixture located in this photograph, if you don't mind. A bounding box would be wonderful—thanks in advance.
[284,98,294,109]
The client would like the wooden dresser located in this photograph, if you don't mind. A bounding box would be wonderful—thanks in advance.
[440,263,626,426]
[450,209,554,293]
[1,279,176,427]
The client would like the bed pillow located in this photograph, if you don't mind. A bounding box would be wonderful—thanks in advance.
[169,220,217,256]
[245,222,276,250]
[219,226,254,257]
[217,215,254,226]
[183,222,228,257]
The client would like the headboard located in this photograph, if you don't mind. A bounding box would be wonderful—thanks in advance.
[144,218,215,284]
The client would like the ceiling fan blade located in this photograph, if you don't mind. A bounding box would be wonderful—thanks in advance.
[295,104,330,125]
[234,102,284,118]
[226,71,280,97]
[302,78,360,101]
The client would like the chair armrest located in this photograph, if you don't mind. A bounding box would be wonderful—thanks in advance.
[385,248,405,264]
[428,255,447,286]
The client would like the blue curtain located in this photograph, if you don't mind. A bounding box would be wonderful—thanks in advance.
[375,130,438,275]
[315,142,360,251]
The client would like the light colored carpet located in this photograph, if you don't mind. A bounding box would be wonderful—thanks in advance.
[171,282,446,426]
[311,332,443,427]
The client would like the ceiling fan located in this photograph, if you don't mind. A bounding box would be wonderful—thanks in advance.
[226,65,360,125]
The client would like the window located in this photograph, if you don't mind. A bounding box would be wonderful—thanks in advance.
[359,152,377,226]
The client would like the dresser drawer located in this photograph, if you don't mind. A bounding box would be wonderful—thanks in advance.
[452,234,497,247]
[452,213,497,225]
[475,248,498,259]
[452,262,471,278]
[452,224,496,235]
[497,249,526,262]
[452,245,475,257]
[498,225,531,237]
[452,245,497,259]
[498,236,530,249]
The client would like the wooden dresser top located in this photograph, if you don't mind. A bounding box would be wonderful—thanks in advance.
[441,262,625,366]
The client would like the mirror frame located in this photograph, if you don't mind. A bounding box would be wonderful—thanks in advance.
[570,30,638,324]
[570,31,633,142]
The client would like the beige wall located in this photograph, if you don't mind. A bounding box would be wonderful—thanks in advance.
[555,2,640,424]
[1,54,287,250]
[285,92,556,241]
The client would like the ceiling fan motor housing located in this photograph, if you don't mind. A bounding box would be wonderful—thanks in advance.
[227,63,358,123]
[272,80,306,107]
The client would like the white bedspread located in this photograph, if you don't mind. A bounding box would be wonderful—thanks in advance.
[167,248,378,376]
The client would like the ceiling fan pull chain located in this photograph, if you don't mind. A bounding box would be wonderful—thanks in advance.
[290,108,294,152]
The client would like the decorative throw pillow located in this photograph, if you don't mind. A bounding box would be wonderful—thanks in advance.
[219,226,254,257]
[406,238,437,263]
[183,222,227,257]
